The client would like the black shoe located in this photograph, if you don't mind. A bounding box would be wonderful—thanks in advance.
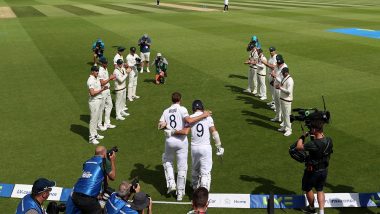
[301,206,317,214]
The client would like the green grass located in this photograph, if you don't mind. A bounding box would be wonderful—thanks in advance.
[0,0,380,213]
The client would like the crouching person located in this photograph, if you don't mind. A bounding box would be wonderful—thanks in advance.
[105,181,152,214]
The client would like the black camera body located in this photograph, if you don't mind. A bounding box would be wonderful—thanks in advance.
[290,108,330,129]
[107,146,118,159]
[135,57,142,65]
[130,177,139,193]
[47,202,66,214]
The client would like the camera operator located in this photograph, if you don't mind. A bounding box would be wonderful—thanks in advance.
[66,146,116,214]
[137,34,152,73]
[16,178,56,214]
[296,118,333,214]
[92,39,104,66]
[126,47,141,102]
[153,53,168,84]
[105,181,143,214]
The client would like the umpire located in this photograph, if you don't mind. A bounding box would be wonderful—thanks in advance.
[296,116,333,214]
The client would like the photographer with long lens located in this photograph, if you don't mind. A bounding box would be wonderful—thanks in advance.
[65,146,117,214]
[294,113,333,214]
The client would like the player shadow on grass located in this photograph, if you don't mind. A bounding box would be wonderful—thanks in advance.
[70,124,88,141]
[70,115,90,142]
[228,74,248,79]
[143,78,156,84]
[129,163,194,200]
[240,175,296,195]
[225,85,268,109]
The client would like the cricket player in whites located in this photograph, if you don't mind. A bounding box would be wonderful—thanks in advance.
[88,66,108,145]
[271,55,288,123]
[158,92,211,201]
[244,45,259,95]
[113,59,130,120]
[189,100,224,191]
[126,47,141,101]
[256,49,267,100]
[97,57,116,130]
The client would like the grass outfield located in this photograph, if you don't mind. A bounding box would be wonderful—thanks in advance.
[0,0,379,213]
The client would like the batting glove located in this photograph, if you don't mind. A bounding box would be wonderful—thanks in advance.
[216,146,224,156]
[164,129,175,138]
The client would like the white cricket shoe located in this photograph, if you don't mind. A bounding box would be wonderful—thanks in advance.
[116,116,125,121]
[105,124,116,129]
[128,97,134,102]
[97,125,107,131]
[284,131,292,137]
[140,68,143,73]
[95,134,104,140]
[243,89,251,93]
[252,90,257,95]
[121,111,130,117]
[133,95,140,99]
[167,184,176,194]
[177,192,184,201]
[90,139,100,145]
[147,68,151,73]
[260,96,267,100]
[266,101,274,106]
[278,127,286,132]
[123,107,128,111]
[270,117,280,122]
[270,105,276,110]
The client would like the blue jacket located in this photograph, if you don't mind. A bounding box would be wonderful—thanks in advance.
[73,156,105,197]
[16,194,44,214]
[105,192,138,214]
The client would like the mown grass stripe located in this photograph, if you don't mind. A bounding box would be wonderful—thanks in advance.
[98,3,146,14]
[111,3,174,13]
[238,0,327,8]
[73,4,124,15]
[180,2,242,11]
[33,5,75,17]
[261,0,347,8]
[11,6,46,17]
[207,1,284,9]
[55,4,101,16]
[136,3,187,12]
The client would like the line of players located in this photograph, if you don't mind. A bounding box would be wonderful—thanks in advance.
[88,43,146,145]
[158,92,225,201]
[244,36,295,137]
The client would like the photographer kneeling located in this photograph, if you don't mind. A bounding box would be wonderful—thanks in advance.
[65,146,117,214]
[295,118,333,214]
[105,181,152,214]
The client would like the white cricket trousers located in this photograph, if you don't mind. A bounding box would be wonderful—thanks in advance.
[274,89,282,119]
[128,68,138,99]
[280,100,292,132]
[257,74,266,98]
[162,137,188,194]
[247,67,258,93]
[89,98,102,140]
[98,89,113,126]
[115,88,126,117]
[191,145,212,190]
[268,75,275,102]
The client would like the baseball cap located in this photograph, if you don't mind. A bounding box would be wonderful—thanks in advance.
[117,46,125,52]
[281,67,289,73]
[276,54,284,64]
[130,192,150,211]
[269,46,276,52]
[252,35,257,42]
[157,53,162,57]
[91,66,99,72]
[143,34,148,38]
[99,57,108,64]
[116,59,123,65]
[32,178,56,194]
[130,47,136,52]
